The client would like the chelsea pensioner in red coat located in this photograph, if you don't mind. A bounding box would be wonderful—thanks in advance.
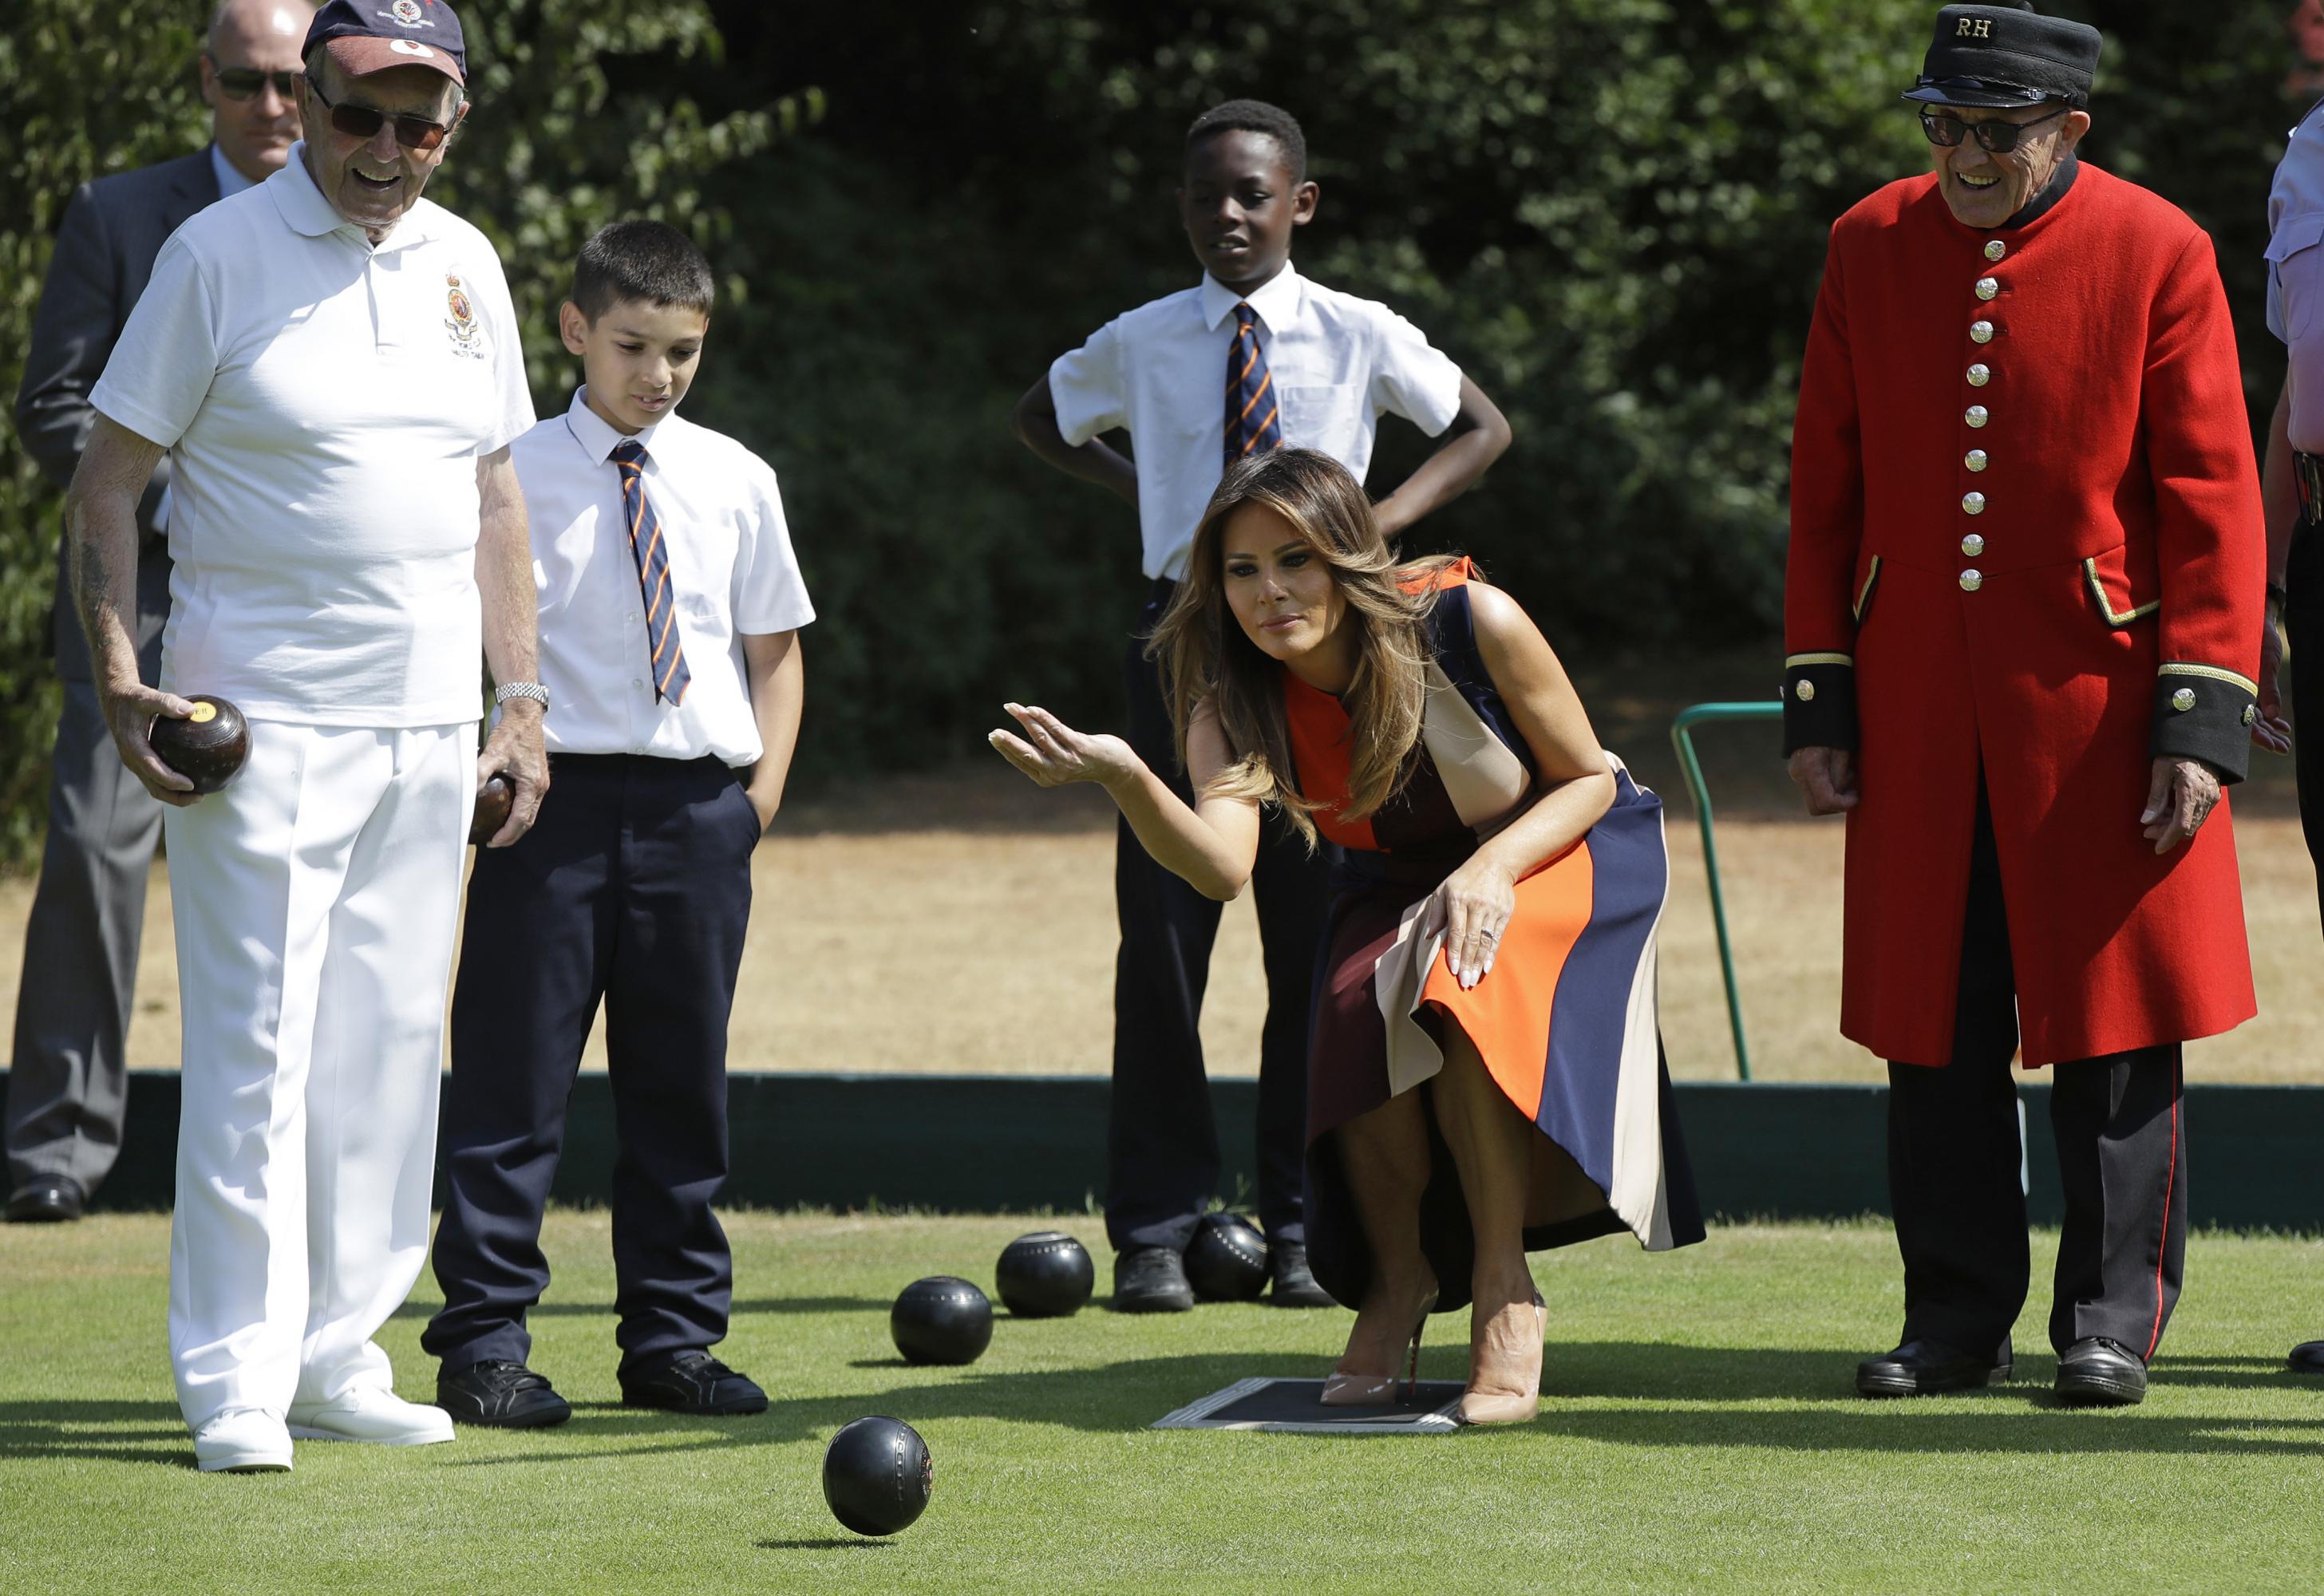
[1783,159,2265,1070]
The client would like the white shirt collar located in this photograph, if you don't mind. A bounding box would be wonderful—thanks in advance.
[1200,261,1304,331]
[209,144,257,200]
[563,387,666,465]
[267,142,359,238]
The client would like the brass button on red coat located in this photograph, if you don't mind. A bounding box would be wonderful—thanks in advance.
[1961,533,1986,557]
[1970,320,1995,344]
[1975,277,2000,301]
[1959,569,1984,591]
[1985,239,2006,262]
[1966,405,1989,429]
[1966,449,1988,472]
[1794,680,1816,702]
[1968,363,1991,387]
[1962,492,1986,516]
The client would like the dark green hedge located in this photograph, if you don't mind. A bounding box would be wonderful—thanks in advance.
[0,0,2298,863]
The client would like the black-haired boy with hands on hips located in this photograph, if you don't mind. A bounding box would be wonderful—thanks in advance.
[1014,100,1512,1312]
[425,221,813,1424]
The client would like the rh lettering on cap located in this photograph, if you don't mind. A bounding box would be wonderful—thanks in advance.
[1957,16,1994,37]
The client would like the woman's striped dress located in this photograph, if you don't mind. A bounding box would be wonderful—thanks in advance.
[1286,562,1704,1313]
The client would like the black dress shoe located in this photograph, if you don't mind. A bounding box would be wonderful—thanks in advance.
[1266,1239,1337,1309]
[5,1175,85,1223]
[1855,1338,2012,1398]
[2054,1336,2147,1406]
[2291,1341,2324,1374]
[618,1349,768,1416]
[437,1360,572,1428]
[1112,1245,1195,1313]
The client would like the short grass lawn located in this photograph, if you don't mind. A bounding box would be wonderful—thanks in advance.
[4,1212,2322,1594]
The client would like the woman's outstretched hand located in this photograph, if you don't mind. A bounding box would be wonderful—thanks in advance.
[988,702,1141,792]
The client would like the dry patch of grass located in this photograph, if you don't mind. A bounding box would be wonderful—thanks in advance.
[1,771,2316,1082]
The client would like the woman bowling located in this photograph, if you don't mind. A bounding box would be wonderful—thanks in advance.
[990,448,1702,1425]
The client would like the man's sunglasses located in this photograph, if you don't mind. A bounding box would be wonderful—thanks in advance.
[305,73,457,152]
[1919,106,2069,154]
[207,58,298,102]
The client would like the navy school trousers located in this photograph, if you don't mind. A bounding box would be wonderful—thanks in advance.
[424,752,761,1374]
[1109,579,1336,1253]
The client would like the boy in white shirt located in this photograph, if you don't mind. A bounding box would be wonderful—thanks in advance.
[1014,100,1512,1312]
[425,221,813,1424]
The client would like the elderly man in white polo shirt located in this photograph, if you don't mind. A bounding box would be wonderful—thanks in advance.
[65,0,543,1473]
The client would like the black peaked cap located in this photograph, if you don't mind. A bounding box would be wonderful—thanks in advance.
[1904,3,2101,109]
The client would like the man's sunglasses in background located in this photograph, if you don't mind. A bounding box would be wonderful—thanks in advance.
[206,57,298,102]
[304,73,457,152]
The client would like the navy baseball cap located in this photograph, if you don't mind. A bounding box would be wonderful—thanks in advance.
[1903,3,2101,109]
[306,0,468,88]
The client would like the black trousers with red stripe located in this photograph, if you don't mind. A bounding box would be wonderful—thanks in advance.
[1887,787,2188,1362]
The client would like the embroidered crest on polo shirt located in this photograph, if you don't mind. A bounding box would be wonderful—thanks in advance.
[445,273,485,358]
[383,0,434,27]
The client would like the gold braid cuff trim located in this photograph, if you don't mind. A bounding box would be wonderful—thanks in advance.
[1785,653,1854,669]
[2156,662,2259,696]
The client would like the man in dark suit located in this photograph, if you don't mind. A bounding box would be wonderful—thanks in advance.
[6,0,313,1223]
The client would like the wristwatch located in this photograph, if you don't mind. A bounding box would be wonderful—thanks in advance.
[493,681,550,710]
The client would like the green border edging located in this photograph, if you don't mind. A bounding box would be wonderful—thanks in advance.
[6,1072,2319,1229]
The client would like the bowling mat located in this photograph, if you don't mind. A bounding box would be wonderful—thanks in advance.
[1150,1377,1466,1435]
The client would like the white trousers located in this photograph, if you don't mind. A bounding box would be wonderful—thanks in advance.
[164,718,476,1432]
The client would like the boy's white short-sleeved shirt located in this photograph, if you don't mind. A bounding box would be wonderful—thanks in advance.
[513,389,816,767]
[89,142,535,728]
[1046,263,1464,579]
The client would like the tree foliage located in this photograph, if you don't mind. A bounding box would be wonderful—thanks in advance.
[0,0,2301,863]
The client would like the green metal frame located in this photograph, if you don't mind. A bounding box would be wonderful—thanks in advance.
[1668,701,1784,1080]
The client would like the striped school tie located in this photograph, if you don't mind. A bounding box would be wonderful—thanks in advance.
[611,439,691,705]
[1225,302,1283,463]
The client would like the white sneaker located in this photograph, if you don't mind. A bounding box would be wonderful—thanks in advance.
[192,1408,293,1473]
[287,1387,456,1447]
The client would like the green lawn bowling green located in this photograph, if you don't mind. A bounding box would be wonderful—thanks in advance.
[4,1211,2322,1594]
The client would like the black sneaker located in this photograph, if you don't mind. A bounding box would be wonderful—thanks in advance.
[437,1359,572,1428]
[618,1349,768,1416]
[1112,1245,1195,1313]
[1266,1239,1337,1309]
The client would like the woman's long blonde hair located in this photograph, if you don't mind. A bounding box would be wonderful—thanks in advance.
[1148,448,1460,846]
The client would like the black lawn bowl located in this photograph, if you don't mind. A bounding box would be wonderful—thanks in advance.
[1184,1211,1270,1302]
[994,1231,1095,1318]
[822,1416,933,1537]
[889,1275,993,1365]
[469,773,514,845]
[148,696,249,795]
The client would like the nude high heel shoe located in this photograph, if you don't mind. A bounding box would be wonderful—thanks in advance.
[1321,1289,1438,1407]
[1455,1290,1545,1427]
